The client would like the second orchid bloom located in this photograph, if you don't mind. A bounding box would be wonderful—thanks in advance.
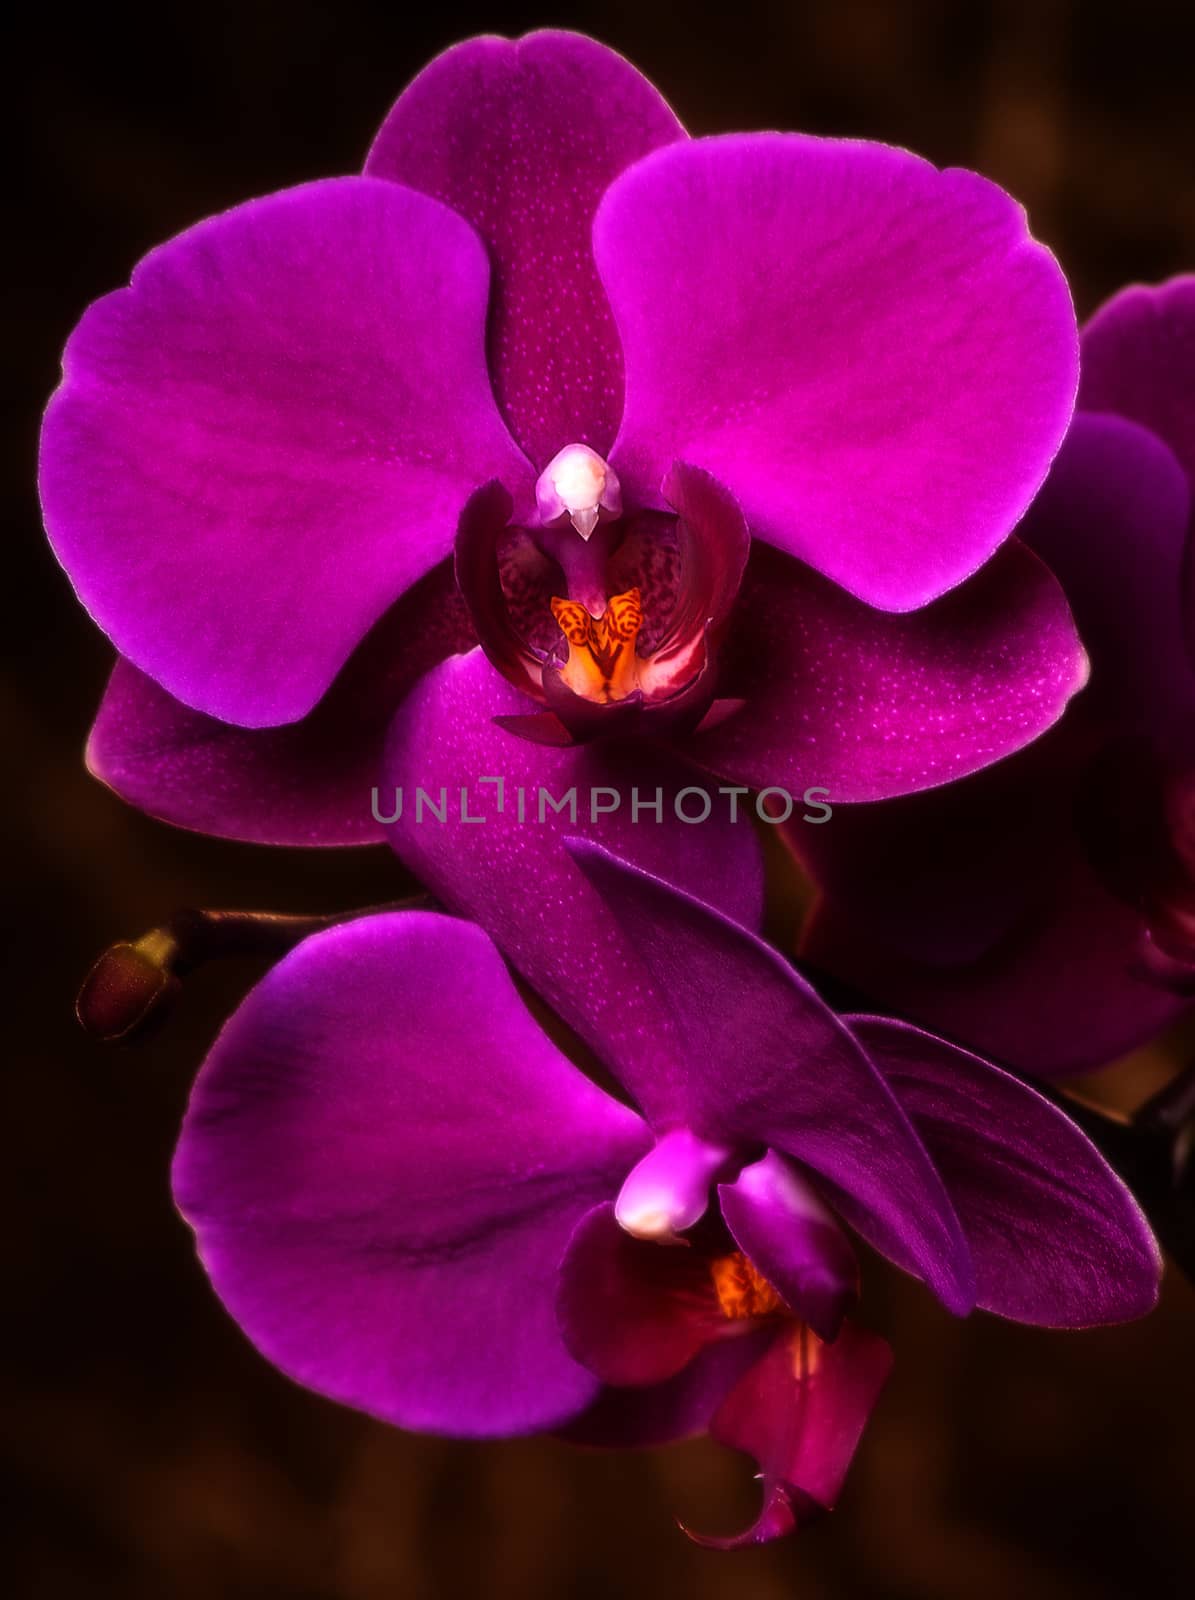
[174,846,1159,1547]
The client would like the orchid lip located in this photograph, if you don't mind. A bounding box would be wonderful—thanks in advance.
[455,461,752,742]
[550,587,644,703]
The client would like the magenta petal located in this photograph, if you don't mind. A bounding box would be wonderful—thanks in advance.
[851,1017,1161,1326]
[599,134,1077,609]
[87,563,474,845]
[172,913,649,1436]
[1080,281,1195,672]
[690,538,1087,802]
[380,648,763,1073]
[688,1321,894,1548]
[719,1154,859,1342]
[1017,411,1195,758]
[41,177,529,727]
[1079,277,1195,485]
[367,30,684,466]
[568,842,975,1315]
[556,1204,728,1386]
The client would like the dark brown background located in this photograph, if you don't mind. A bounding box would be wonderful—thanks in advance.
[9,1,1195,1595]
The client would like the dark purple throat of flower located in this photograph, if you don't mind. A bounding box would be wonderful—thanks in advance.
[455,447,750,746]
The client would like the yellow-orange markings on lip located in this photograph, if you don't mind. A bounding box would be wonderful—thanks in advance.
[550,587,643,702]
[550,597,594,647]
[710,1251,785,1321]
[603,588,643,642]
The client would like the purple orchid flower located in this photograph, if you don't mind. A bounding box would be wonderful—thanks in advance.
[172,845,1158,1547]
[41,31,1088,1052]
[792,277,1195,1077]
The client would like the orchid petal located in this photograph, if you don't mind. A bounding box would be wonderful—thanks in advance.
[453,481,544,701]
[1017,412,1195,760]
[87,563,474,845]
[690,538,1087,801]
[635,463,750,703]
[851,1017,1161,1325]
[599,134,1077,609]
[367,30,684,466]
[40,177,529,727]
[172,912,648,1436]
[1079,276,1195,486]
[380,648,763,1075]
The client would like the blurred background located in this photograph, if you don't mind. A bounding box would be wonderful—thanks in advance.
[8,1,1195,1594]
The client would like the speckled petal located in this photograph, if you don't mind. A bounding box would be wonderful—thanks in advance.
[380,647,764,1077]
[367,30,684,466]
[686,537,1087,804]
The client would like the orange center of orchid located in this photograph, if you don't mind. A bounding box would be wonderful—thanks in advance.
[550,587,643,703]
[710,1251,785,1321]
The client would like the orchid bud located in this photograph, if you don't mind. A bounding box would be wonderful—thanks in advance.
[76,930,182,1043]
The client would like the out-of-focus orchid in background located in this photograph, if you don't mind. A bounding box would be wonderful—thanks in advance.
[36,23,1195,1561]
[796,279,1195,1078]
[171,848,1159,1547]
